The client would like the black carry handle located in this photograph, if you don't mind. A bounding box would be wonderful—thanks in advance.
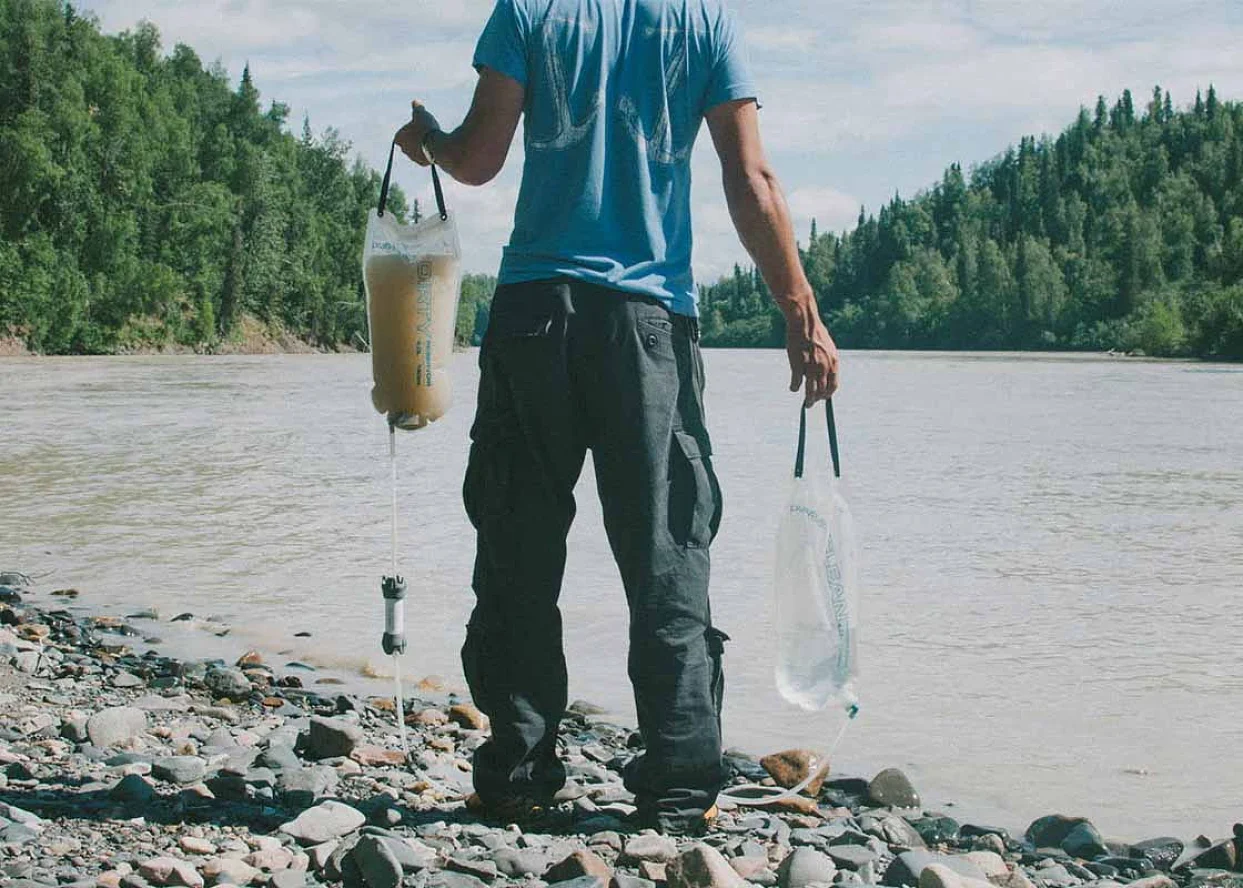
[377,138,449,222]
[794,400,842,480]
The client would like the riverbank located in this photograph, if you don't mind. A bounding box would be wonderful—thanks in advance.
[1,575,1239,888]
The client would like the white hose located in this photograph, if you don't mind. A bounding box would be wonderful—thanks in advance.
[388,424,409,759]
[394,653,409,757]
[717,708,857,807]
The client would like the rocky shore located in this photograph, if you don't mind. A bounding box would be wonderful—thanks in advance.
[1,572,1240,888]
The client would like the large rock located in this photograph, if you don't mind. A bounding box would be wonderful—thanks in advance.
[152,756,206,785]
[87,707,148,748]
[352,835,403,888]
[667,845,748,888]
[778,848,838,888]
[883,852,988,887]
[868,769,920,809]
[1061,821,1108,860]
[1024,816,1091,851]
[307,717,364,760]
[760,750,828,796]
[204,666,253,700]
[280,800,366,845]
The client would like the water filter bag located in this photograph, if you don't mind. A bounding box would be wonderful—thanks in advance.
[773,401,860,713]
[363,146,462,431]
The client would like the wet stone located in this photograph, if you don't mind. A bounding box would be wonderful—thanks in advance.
[910,817,961,847]
[203,667,252,700]
[1061,822,1108,860]
[868,769,921,809]
[1130,839,1185,872]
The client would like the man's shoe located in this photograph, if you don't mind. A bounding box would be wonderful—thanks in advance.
[464,792,545,825]
[629,803,719,837]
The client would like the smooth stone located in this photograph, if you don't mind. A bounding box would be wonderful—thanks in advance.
[761,749,829,796]
[112,672,145,688]
[204,667,252,700]
[731,858,776,883]
[972,836,1008,856]
[87,707,148,748]
[280,800,366,845]
[307,717,364,760]
[137,858,204,888]
[883,852,988,887]
[779,848,838,888]
[1024,817,1091,852]
[1129,839,1185,872]
[493,848,551,878]
[258,745,302,772]
[868,769,920,809]
[1061,823,1108,860]
[547,850,613,884]
[868,816,927,850]
[828,847,878,871]
[918,864,998,888]
[151,757,206,785]
[625,834,680,863]
[667,845,748,888]
[352,836,403,888]
[956,853,1007,879]
[910,817,961,846]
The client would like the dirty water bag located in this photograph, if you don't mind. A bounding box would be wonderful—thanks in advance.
[773,401,860,713]
[363,142,462,431]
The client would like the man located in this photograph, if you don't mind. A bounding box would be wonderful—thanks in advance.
[396,0,839,835]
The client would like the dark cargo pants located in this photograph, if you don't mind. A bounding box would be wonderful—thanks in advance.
[461,279,728,829]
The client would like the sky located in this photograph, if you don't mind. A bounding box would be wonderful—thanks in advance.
[81,0,1243,284]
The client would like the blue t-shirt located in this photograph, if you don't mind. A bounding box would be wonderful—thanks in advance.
[474,0,758,317]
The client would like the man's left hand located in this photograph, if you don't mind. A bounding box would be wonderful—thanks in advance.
[396,100,441,167]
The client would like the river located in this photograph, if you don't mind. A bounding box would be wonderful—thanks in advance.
[1,350,1241,840]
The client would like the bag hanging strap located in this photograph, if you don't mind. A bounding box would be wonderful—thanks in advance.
[794,399,842,480]
[377,138,449,222]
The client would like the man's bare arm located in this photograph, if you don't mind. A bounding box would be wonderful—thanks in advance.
[706,99,840,403]
[395,68,525,187]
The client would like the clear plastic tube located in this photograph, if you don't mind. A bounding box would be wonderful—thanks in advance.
[717,707,857,807]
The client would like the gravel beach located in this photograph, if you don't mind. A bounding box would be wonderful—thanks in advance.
[1,573,1239,888]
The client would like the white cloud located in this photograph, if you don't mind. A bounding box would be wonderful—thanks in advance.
[787,186,862,238]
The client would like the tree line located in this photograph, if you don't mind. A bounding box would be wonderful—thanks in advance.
[701,87,1243,359]
[2,1,1240,359]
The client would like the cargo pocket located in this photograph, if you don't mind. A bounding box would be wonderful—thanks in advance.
[668,430,715,549]
[707,627,730,723]
[463,428,515,530]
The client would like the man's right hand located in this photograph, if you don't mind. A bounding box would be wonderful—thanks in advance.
[785,304,840,406]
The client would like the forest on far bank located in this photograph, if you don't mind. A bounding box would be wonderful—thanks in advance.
[2,0,1241,359]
